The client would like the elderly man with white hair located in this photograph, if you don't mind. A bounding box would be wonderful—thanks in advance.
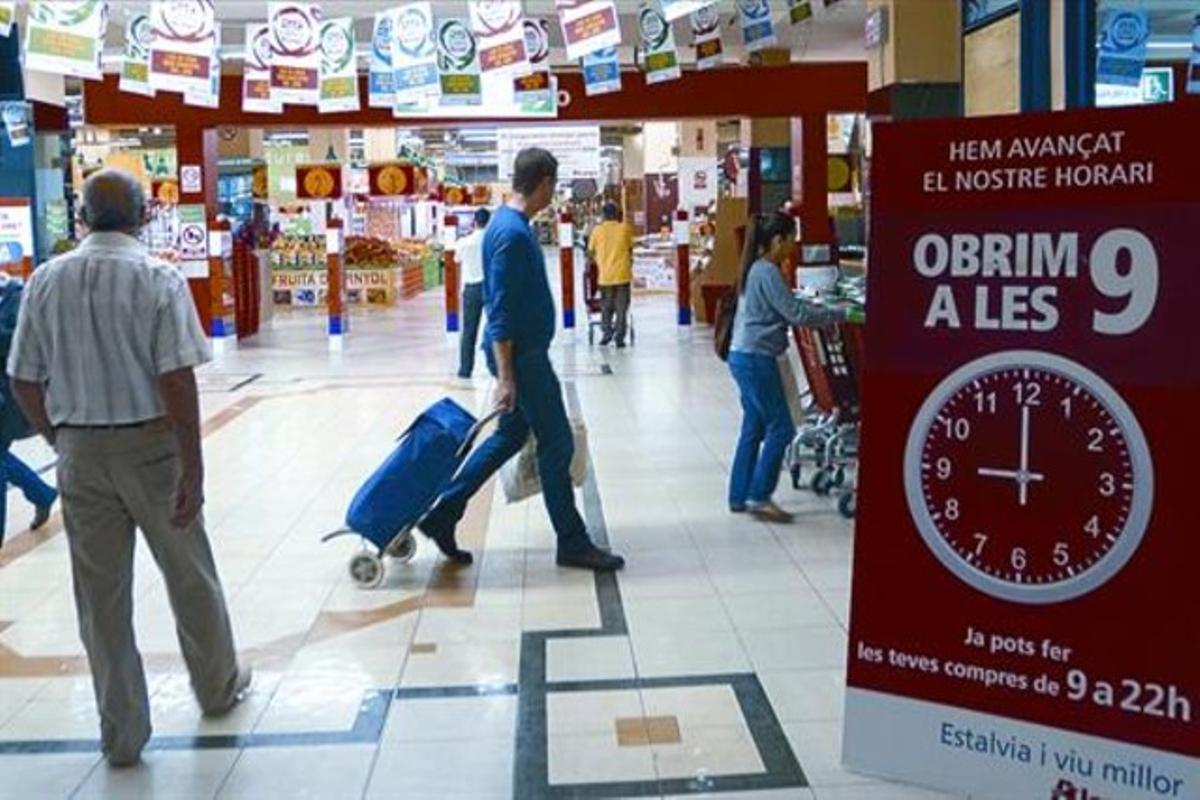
[6,169,249,767]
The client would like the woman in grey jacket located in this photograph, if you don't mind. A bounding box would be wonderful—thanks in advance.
[728,213,850,523]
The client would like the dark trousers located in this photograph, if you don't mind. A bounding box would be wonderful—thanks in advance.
[600,283,631,344]
[0,450,57,545]
[458,282,485,378]
[426,349,591,554]
[728,351,796,508]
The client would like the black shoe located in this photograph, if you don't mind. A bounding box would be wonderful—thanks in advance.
[599,334,613,346]
[557,545,625,572]
[31,504,53,531]
[418,517,474,565]
[615,340,626,349]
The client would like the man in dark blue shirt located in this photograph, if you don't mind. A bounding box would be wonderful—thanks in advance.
[420,148,625,572]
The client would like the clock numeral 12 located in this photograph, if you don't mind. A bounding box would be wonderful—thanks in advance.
[1013,382,1041,407]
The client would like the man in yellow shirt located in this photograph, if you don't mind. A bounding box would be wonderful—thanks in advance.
[587,202,635,348]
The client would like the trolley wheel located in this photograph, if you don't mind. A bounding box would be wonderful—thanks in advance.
[832,467,846,488]
[386,531,418,563]
[811,469,834,496]
[790,464,803,490]
[349,552,385,589]
[838,491,857,519]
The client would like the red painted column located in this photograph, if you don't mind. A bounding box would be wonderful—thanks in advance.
[176,123,220,330]
[442,214,460,333]
[326,218,346,343]
[796,112,832,255]
[674,209,691,326]
[207,218,233,341]
[558,211,575,330]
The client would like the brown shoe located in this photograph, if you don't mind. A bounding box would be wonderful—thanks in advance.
[747,500,795,524]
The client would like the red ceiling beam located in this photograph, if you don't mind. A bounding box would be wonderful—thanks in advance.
[83,62,866,128]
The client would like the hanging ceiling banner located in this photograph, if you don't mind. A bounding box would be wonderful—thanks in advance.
[514,18,553,106]
[787,0,814,25]
[119,12,155,97]
[737,0,777,53]
[581,46,621,97]
[660,1,713,23]
[319,16,360,113]
[556,0,621,62]
[269,2,322,106]
[392,2,441,104]
[183,21,221,108]
[435,18,483,106]
[1190,14,1200,95]
[690,5,723,69]
[23,0,108,81]
[369,10,396,108]
[1097,7,1150,88]
[639,1,681,85]
[469,0,529,75]
[243,22,282,113]
[0,3,17,38]
[147,0,216,96]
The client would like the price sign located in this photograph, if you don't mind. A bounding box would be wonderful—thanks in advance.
[845,105,1200,800]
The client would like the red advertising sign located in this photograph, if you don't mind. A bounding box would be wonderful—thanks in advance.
[845,104,1199,799]
[295,164,343,200]
[366,163,429,198]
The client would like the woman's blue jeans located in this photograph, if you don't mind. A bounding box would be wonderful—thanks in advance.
[728,351,796,509]
[0,450,57,545]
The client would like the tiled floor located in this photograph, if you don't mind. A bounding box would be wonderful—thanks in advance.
[0,271,963,798]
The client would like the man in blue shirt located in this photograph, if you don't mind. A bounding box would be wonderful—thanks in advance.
[420,148,624,572]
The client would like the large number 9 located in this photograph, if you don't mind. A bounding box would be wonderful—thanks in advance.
[1090,228,1158,336]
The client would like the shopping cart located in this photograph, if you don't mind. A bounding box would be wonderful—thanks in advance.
[785,279,866,519]
[584,257,635,346]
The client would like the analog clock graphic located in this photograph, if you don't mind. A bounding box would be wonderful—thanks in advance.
[903,350,1153,604]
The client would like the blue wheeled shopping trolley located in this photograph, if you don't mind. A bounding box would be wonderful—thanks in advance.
[321,398,498,588]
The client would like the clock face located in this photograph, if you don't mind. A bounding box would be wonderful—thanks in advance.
[904,350,1153,604]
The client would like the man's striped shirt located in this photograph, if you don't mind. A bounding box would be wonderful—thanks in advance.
[7,232,211,426]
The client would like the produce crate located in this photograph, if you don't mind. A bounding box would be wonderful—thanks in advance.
[400,264,425,298]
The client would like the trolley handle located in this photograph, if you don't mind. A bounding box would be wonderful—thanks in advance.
[457,409,504,459]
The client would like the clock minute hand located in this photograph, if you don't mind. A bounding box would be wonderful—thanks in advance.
[1019,405,1035,507]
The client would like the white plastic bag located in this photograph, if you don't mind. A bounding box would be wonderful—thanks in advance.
[500,415,589,503]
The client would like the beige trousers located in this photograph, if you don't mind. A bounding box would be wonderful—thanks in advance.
[56,421,239,761]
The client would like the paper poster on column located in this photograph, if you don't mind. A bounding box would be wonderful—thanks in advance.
[690,5,723,70]
[556,0,621,61]
[23,0,108,80]
[660,1,712,23]
[368,11,396,108]
[435,19,482,106]
[0,2,16,38]
[392,3,441,104]
[183,22,221,108]
[1097,7,1150,88]
[469,1,529,75]
[581,46,621,97]
[119,13,155,97]
[639,1,681,85]
[787,0,813,25]
[0,200,34,267]
[1,102,31,148]
[269,2,322,106]
[318,16,360,113]
[243,22,281,113]
[1188,14,1199,95]
[737,0,777,53]
[147,0,216,96]
[514,18,553,107]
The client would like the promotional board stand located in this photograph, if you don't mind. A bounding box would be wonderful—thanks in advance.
[845,104,1199,800]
